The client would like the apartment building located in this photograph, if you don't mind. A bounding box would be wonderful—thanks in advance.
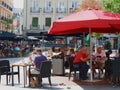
[13,8,23,35]
[0,0,13,32]
[23,0,82,36]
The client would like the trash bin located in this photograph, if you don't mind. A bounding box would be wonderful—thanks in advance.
[52,58,65,75]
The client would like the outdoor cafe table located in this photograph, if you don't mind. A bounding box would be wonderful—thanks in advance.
[12,63,33,87]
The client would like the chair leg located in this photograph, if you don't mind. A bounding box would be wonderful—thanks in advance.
[18,66,20,83]
[74,71,77,79]
[6,75,8,85]
[92,71,94,79]
[39,77,42,87]
[0,74,1,83]
[98,69,100,79]
[48,77,52,86]
[69,71,71,80]
[9,75,11,83]
[29,76,31,87]
[18,74,20,83]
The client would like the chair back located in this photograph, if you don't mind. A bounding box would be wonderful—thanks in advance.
[40,61,52,78]
[68,56,74,71]
[0,60,10,74]
[111,60,120,77]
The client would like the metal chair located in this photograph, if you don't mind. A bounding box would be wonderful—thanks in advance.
[29,61,52,87]
[111,60,120,86]
[68,56,80,80]
[0,60,20,86]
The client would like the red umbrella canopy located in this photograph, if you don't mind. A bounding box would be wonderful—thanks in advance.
[48,9,120,35]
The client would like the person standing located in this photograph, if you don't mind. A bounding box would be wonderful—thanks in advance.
[105,50,112,80]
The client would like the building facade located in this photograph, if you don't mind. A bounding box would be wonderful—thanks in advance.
[0,0,13,32]
[13,8,23,35]
[23,0,82,36]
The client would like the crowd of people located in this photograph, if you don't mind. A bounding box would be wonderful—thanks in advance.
[41,45,120,80]
[22,44,120,87]
[0,41,31,57]
[1,40,120,86]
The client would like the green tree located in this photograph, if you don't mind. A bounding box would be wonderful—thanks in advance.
[103,0,120,13]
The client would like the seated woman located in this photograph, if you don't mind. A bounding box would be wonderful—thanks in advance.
[93,46,106,74]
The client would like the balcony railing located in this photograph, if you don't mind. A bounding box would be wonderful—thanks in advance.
[1,16,7,22]
[30,7,41,13]
[43,25,50,31]
[30,25,40,30]
[56,8,66,13]
[43,8,53,13]
[2,1,12,11]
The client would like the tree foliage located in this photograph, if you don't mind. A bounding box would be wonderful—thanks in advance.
[74,0,102,12]
[103,0,120,13]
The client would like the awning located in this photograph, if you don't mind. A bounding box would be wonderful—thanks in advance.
[0,31,16,40]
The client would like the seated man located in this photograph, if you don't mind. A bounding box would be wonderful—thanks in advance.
[93,46,106,74]
[28,48,47,87]
[73,46,90,80]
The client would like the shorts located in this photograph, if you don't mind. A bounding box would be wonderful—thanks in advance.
[94,62,105,69]
[31,69,40,74]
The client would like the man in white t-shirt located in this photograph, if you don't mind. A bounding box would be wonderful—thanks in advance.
[93,46,106,74]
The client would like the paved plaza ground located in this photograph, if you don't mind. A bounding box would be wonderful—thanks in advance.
[0,57,120,90]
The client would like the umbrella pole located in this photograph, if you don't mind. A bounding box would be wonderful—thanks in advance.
[89,26,93,81]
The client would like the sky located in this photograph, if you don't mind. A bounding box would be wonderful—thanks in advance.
[13,0,23,9]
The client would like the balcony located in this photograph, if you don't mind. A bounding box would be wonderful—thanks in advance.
[43,25,50,31]
[43,8,53,13]
[30,25,40,30]
[30,7,41,13]
[56,8,66,13]
[1,16,7,22]
[2,1,12,11]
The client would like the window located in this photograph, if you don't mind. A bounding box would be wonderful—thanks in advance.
[72,1,78,10]
[32,17,38,27]
[58,2,65,12]
[2,1,4,6]
[32,0,39,12]
[45,18,51,27]
[45,1,52,12]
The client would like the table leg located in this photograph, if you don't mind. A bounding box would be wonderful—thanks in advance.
[12,66,14,86]
[25,67,27,84]
[23,66,27,88]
